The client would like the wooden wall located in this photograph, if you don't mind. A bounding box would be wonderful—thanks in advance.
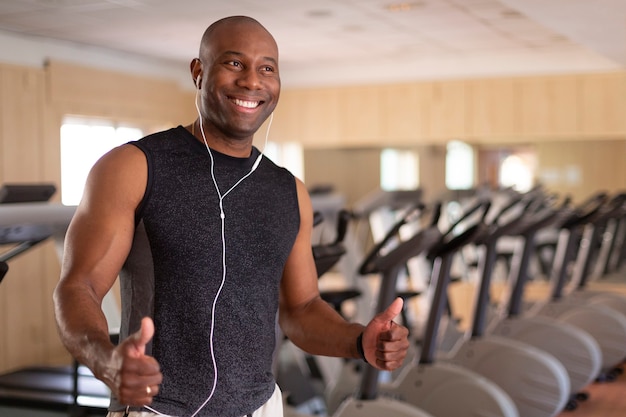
[0,61,196,373]
[0,59,625,373]
[536,139,626,202]
[274,72,626,204]
[273,72,626,146]
[0,64,52,373]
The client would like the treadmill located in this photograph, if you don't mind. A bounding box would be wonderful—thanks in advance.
[0,183,110,416]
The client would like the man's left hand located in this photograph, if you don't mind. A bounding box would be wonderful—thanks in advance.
[362,297,410,370]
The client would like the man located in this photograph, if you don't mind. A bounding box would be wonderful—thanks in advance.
[53,15,409,417]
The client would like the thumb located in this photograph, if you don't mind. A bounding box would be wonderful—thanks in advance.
[129,317,154,357]
[375,297,404,325]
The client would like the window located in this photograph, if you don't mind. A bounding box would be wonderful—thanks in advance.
[380,148,420,191]
[264,141,305,181]
[446,140,474,189]
[60,117,143,205]
[500,153,536,192]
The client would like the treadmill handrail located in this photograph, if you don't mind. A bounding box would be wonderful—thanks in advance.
[358,202,434,275]
[561,191,609,229]
[428,200,491,259]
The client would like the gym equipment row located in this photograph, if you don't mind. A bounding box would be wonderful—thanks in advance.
[1,184,624,417]
[282,186,625,417]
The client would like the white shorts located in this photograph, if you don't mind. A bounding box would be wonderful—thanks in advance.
[107,384,283,417]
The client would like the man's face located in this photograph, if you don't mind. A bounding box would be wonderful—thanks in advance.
[198,21,280,142]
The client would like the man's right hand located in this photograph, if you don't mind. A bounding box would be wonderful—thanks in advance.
[108,317,163,406]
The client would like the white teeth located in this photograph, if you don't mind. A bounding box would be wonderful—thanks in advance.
[233,98,260,108]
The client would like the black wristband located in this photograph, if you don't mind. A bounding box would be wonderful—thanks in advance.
[356,332,368,364]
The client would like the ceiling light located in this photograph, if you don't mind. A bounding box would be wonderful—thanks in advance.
[385,1,424,12]
[501,9,524,18]
[307,9,333,18]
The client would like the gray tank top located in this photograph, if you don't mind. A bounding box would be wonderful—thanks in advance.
[110,126,300,416]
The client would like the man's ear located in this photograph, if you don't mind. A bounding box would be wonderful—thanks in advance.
[190,58,203,89]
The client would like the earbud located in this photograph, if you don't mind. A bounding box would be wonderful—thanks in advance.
[196,77,202,89]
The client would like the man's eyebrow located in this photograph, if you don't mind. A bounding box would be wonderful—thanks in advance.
[222,50,278,65]
[262,56,278,66]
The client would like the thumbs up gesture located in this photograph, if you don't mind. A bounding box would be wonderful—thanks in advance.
[108,317,163,406]
[361,297,410,370]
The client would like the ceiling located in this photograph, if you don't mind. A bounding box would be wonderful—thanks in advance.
[0,0,623,88]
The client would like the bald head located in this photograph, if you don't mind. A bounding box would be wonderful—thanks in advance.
[199,16,277,59]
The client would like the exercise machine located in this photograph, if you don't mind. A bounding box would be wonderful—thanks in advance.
[0,184,112,416]
[284,206,435,417]
[339,188,426,325]
[318,203,436,417]
[280,209,355,415]
[566,192,626,313]
[530,193,626,378]
[435,198,571,417]
[328,201,520,417]
[477,193,601,410]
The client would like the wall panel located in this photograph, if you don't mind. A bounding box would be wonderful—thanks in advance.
[467,78,518,140]
[578,73,626,136]
[276,71,625,147]
[550,75,579,136]
[536,140,626,203]
[0,64,50,372]
[429,79,467,141]
[270,91,301,143]
[380,83,424,142]
[0,60,197,374]
[518,76,552,136]
[338,85,383,146]
[300,88,341,147]
[46,61,194,123]
[304,148,380,206]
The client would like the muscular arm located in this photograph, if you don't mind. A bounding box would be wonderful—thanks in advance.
[278,180,409,370]
[53,144,161,405]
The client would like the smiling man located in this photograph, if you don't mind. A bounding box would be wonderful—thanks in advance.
[53,16,409,417]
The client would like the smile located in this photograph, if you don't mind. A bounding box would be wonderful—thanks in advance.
[232,98,261,109]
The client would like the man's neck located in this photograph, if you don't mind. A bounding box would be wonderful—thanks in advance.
[188,120,254,158]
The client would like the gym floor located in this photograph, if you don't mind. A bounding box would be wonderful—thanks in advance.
[555,370,626,416]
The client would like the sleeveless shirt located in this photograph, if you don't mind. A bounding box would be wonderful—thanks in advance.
[109,126,300,416]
